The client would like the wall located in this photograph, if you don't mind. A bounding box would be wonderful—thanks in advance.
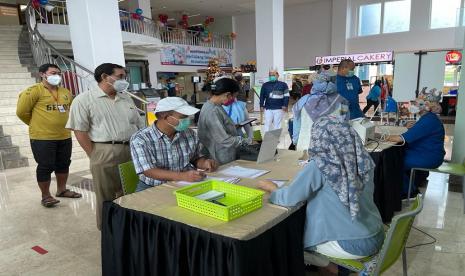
[283,0,332,68]
[346,0,459,54]
[233,0,333,68]
[208,16,233,35]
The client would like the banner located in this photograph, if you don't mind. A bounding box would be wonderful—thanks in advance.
[315,51,393,65]
[160,45,233,67]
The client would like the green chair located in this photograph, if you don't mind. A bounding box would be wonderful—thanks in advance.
[304,195,424,276]
[408,158,465,211]
[118,161,139,195]
[253,130,262,142]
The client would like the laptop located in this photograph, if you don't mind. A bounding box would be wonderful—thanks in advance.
[237,128,282,163]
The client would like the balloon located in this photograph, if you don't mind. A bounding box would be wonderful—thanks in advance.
[135,8,143,15]
[32,0,40,9]
[39,0,48,5]
[182,14,188,22]
[132,13,140,19]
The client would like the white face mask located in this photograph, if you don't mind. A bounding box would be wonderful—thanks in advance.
[109,77,130,92]
[46,75,61,86]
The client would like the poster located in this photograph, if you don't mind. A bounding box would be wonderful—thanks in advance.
[160,44,233,67]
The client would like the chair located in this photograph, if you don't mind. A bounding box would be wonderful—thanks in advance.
[408,158,465,211]
[304,195,423,276]
[118,161,139,195]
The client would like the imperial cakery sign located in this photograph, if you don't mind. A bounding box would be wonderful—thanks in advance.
[315,51,394,65]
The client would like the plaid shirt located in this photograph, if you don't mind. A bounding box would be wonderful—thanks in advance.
[130,124,202,186]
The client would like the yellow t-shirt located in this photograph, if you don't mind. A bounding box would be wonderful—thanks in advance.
[16,83,73,140]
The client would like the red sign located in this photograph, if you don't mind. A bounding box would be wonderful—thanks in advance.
[446,51,462,63]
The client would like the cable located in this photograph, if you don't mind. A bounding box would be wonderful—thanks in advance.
[405,226,437,249]
[367,138,380,153]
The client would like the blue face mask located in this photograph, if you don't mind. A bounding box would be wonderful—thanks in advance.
[269,76,277,82]
[170,116,191,132]
[346,70,355,78]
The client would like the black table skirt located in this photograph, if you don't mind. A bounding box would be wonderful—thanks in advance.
[102,202,307,276]
[370,146,404,222]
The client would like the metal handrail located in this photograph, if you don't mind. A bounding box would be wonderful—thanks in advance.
[32,0,233,48]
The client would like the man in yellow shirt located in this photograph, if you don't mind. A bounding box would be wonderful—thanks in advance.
[16,63,81,208]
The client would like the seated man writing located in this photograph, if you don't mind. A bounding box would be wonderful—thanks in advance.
[130,97,218,192]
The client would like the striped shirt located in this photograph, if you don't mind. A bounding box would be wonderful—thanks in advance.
[130,124,202,186]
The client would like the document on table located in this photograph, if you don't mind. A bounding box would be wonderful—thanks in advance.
[177,176,241,186]
[218,166,269,179]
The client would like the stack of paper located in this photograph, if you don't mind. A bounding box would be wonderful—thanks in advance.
[218,166,269,179]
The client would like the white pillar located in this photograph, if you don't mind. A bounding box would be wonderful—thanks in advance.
[452,52,465,163]
[66,0,125,71]
[331,0,349,55]
[127,0,152,19]
[255,0,284,84]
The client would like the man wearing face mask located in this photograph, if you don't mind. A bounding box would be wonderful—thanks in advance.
[66,63,144,229]
[336,59,364,119]
[17,63,80,208]
[387,90,445,198]
[130,97,218,192]
[259,70,290,133]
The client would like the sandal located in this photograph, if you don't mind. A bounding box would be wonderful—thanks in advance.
[56,189,82,198]
[41,196,60,207]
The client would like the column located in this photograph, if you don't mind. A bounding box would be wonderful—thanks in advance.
[452,55,465,163]
[66,0,125,72]
[127,0,152,19]
[255,0,284,82]
[330,0,349,55]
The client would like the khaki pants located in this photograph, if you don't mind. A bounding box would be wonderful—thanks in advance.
[90,143,131,230]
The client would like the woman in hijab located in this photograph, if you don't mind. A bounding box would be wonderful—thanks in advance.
[257,93,384,270]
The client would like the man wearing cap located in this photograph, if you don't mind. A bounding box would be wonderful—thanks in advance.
[130,97,218,192]
[260,70,290,132]
[66,63,144,230]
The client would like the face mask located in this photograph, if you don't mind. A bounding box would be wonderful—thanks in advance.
[269,76,277,82]
[346,70,355,78]
[169,116,191,132]
[46,75,61,86]
[223,98,235,106]
[109,77,129,92]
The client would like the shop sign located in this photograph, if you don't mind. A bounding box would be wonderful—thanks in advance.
[160,44,232,67]
[315,51,393,65]
[446,50,462,63]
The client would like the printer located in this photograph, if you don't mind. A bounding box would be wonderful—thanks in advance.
[350,118,376,145]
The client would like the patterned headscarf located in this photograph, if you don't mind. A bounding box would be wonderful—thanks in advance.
[418,88,442,114]
[309,117,375,218]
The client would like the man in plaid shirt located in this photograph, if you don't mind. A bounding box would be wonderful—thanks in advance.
[130,97,218,192]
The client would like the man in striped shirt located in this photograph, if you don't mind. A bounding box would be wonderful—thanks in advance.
[130,97,218,192]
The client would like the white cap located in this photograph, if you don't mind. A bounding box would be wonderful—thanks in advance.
[154,97,199,116]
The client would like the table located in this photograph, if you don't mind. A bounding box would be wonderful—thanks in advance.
[102,151,307,276]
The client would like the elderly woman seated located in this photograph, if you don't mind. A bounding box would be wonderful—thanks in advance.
[257,82,384,274]
[387,89,445,198]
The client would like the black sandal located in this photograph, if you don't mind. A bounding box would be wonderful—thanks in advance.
[41,196,60,207]
[56,189,82,198]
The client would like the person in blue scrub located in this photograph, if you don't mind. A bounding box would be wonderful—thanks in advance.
[387,91,445,197]
[336,59,364,119]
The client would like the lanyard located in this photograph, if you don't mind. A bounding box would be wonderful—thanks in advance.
[43,84,60,104]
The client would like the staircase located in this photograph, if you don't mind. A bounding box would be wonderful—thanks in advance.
[0,25,86,169]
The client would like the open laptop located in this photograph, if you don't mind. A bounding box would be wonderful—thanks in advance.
[237,128,282,163]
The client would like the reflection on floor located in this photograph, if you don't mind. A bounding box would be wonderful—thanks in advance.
[0,122,463,276]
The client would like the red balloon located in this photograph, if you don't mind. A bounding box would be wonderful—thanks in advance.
[182,14,188,22]
[32,0,40,9]
[132,13,140,19]
[209,17,214,23]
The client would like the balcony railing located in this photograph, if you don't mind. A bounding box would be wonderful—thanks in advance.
[31,0,233,49]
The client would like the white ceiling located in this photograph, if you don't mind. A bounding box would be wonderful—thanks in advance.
[145,0,324,18]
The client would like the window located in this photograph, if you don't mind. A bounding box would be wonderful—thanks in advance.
[358,3,382,36]
[430,0,461,29]
[384,0,411,33]
[357,1,411,37]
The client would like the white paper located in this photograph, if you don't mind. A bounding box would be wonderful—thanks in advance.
[270,180,287,188]
[177,176,241,186]
[218,166,269,179]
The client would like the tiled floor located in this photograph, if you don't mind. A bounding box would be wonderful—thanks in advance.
[0,122,463,276]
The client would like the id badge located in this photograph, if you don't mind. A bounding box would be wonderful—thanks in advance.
[57,105,66,113]
[346,82,354,91]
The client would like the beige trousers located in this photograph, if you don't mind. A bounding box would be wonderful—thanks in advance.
[90,143,131,230]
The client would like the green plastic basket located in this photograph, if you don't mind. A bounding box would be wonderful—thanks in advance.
[174,180,265,221]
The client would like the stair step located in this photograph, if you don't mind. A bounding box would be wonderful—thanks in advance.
[0,67,31,73]
[0,146,22,161]
[0,78,36,85]
[0,84,32,91]
[0,72,33,79]
[3,158,29,169]
[0,136,12,148]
